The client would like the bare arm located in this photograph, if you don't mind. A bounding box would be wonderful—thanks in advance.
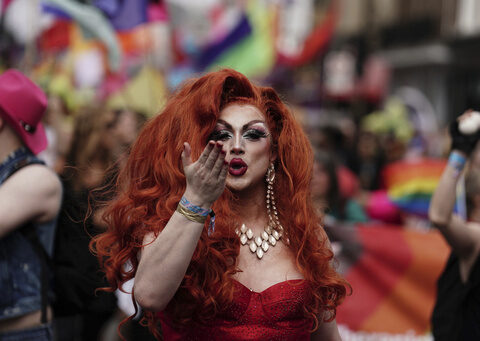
[0,164,62,238]
[311,319,342,341]
[429,150,480,283]
[429,155,480,256]
[429,110,480,264]
[134,141,228,311]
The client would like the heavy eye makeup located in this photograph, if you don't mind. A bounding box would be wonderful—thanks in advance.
[243,127,269,140]
[208,125,269,142]
[208,130,231,141]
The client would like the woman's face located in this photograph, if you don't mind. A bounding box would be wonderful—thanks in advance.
[210,103,274,193]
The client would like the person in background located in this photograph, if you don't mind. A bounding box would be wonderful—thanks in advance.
[92,69,349,340]
[355,131,385,191]
[103,108,152,340]
[38,93,72,174]
[0,70,62,340]
[312,150,367,225]
[429,110,480,341]
[108,108,147,170]
[54,105,118,341]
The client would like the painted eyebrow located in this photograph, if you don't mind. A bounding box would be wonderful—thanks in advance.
[216,119,267,132]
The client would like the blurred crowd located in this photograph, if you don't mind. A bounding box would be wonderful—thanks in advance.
[3,0,480,340]
[30,73,458,340]
[25,73,454,340]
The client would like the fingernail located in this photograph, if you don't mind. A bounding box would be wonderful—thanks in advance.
[224,160,229,165]
[221,150,226,155]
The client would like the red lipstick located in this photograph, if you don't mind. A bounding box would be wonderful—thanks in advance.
[228,158,248,176]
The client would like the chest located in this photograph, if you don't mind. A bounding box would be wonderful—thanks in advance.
[232,241,303,292]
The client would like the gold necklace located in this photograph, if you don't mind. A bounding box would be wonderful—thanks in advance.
[235,223,282,259]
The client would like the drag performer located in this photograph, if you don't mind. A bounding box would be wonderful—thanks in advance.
[93,69,349,340]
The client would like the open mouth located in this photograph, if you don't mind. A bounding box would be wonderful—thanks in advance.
[228,158,248,176]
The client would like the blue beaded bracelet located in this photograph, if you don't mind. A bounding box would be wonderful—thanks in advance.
[448,151,467,175]
[180,196,216,236]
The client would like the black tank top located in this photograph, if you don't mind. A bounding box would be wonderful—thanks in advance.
[432,252,480,340]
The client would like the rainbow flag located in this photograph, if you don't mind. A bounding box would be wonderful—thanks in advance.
[336,224,450,336]
[383,158,465,218]
[204,0,275,78]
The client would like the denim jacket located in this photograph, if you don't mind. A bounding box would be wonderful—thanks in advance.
[0,147,57,320]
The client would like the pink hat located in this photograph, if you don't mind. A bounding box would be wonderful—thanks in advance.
[0,69,48,154]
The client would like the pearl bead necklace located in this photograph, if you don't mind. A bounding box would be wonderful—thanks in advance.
[235,223,282,259]
[234,179,284,259]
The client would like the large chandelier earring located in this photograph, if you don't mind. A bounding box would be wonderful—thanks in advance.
[235,162,285,259]
[266,162,275,184]
[266,163,284,239]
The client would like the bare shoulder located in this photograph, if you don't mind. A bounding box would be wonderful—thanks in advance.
[1,164,62,222]
[7,164,62,194]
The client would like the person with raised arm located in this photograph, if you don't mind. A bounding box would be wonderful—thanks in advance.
[429,110,480,341]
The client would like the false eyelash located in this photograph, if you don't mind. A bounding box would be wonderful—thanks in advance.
[208,130,233,141]
[243,129,269,140]
[208,128,269,142]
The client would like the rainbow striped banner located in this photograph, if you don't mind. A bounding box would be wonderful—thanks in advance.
[383,158,465,218]
[336,224,450,336]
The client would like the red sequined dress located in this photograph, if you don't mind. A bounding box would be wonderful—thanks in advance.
[158,279,313,340]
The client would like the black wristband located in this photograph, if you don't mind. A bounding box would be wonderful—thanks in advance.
[449,120,480,155]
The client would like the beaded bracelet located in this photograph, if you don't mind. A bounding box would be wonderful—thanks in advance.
[448,151,467,177]
[179,197,211,216]
[176,196,216,236]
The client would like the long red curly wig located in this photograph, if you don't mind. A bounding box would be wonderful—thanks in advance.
[92,69,350,339]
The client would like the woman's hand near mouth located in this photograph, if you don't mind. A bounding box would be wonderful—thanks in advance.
[182,141,229,208]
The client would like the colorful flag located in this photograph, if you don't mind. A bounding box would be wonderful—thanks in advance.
[276,0,338,67]
[336,224,450,335]
[206,0,275,78]
[383,158,465,218]
[43,0,122,71]
[95,0,148,31]
[195,13,252,71]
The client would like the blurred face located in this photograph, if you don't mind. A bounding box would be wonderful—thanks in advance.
[311,161,330,199]
[113,110,139,146]
[357,132,378,159]
[210,103,275,193]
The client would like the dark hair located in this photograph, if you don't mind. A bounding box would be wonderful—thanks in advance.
[314,150,345,219]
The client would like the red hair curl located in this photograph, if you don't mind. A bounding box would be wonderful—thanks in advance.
[92,69,350,338]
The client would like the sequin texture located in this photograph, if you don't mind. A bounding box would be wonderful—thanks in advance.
[158,279,314,340]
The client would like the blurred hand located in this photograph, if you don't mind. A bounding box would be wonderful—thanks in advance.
[181,141,228,208]
[450,110,480,156]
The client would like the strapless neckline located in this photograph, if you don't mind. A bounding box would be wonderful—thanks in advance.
[158,277,314,340]
[230,278,308,294]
